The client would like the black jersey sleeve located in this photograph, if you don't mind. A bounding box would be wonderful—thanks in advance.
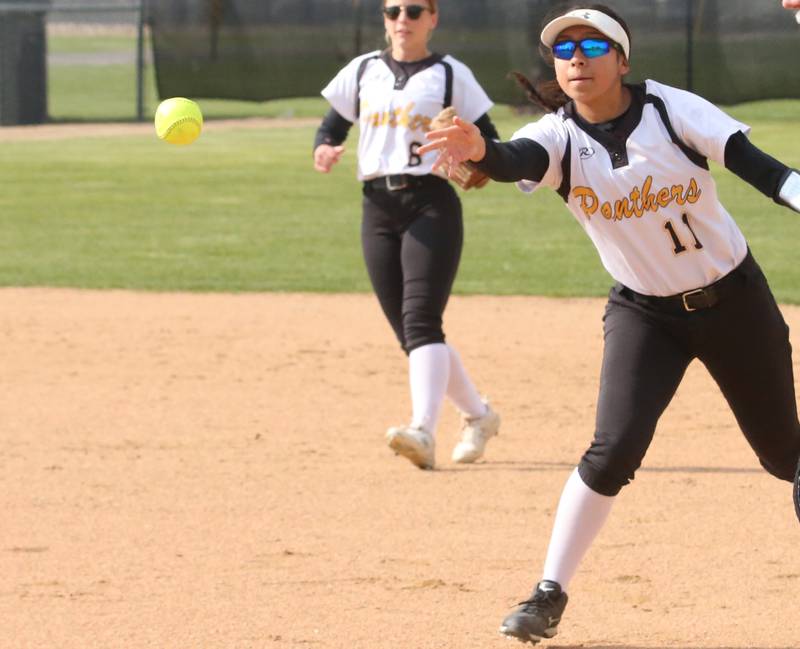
[473,137,550,183]
[313,107,353,153]
[474,113,500,141]
[724,131,792,204]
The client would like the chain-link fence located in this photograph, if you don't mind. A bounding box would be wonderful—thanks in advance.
[1,0,799,124]
[46,0,150,122]
[148,0,800,107]
[0,0,149,124]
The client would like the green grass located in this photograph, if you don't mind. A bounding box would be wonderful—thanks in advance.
[2,100,799,300]
[49,35,140,54]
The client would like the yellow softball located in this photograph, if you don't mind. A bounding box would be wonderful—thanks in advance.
[154,97,203,145]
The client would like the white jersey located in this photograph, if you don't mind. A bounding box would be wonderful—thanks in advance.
[513,79,750,296]
[321,50,493,181]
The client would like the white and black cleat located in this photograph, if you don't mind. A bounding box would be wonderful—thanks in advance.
[499,580,567,645]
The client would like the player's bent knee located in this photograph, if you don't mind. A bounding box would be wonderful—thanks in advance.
[577,460,631,497]
[578,435,645,496]
[405,332,446,353]
[403,321,446,353]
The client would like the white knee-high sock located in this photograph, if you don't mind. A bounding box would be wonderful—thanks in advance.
[446,344,486,418]
[408,343,450,437]
[541,468,616,593]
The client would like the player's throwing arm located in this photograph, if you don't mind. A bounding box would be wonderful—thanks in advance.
[419,117,485,177]
[447,4,800,646]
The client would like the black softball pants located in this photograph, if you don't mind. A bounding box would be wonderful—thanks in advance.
[579,251,800,496]
[361,176,462,354]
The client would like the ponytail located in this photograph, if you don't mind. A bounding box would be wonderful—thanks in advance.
[509,71,570,113]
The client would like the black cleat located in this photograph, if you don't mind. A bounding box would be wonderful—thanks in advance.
[794,457,800,524]
[499,580,568,645]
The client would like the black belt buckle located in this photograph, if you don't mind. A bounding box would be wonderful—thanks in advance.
[681,287,711,312]
[385,174,410,191]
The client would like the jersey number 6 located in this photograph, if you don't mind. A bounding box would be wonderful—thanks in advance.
[664,213,704,254]
[408,141,423,167]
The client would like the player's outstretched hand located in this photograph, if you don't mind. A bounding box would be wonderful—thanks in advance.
[783,0,800,9]
[418,116,486,179]
[313,144,345,173]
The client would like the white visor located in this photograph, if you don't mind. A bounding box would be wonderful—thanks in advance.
[540,8,630,59]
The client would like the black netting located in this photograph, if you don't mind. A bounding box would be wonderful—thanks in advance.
[146,0,800,106]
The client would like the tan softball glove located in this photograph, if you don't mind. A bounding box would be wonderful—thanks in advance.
[428,107,490,191]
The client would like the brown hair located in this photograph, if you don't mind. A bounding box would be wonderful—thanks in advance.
[512,3,631,112]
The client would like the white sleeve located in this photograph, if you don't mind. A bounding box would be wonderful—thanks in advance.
[779,170,800,213]
[320,52,380,123]
[648,80,750,166]
[511,114,568,194]
[446,57,493,123]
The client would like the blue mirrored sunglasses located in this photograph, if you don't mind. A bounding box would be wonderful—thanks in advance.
[552,37,618,60]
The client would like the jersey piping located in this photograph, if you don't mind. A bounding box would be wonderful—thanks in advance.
[354,51,453,118]
[557,83,709,202]
[644,92,709,170]
[557,137,571,201]
[354,54,380,119]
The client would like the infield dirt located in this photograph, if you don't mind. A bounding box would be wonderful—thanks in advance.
[2,288,799,648]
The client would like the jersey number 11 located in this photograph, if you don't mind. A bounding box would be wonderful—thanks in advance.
[664,213,704,254]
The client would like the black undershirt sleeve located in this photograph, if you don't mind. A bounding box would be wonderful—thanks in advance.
[473,137,551,183]
[474,113,500,141]
[724,130,792,203]
[313,108,353,152]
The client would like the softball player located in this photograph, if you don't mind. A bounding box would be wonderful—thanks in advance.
[313,0,501,470]
[420,3,800,643]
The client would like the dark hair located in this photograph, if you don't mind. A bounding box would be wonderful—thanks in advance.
[511,3,632,113]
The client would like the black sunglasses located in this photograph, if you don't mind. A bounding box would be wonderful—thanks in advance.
[552,37,620,60]
[383,4,430,20]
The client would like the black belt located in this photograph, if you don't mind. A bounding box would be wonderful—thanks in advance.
[621,251,754,314]
[364,174,440,191]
